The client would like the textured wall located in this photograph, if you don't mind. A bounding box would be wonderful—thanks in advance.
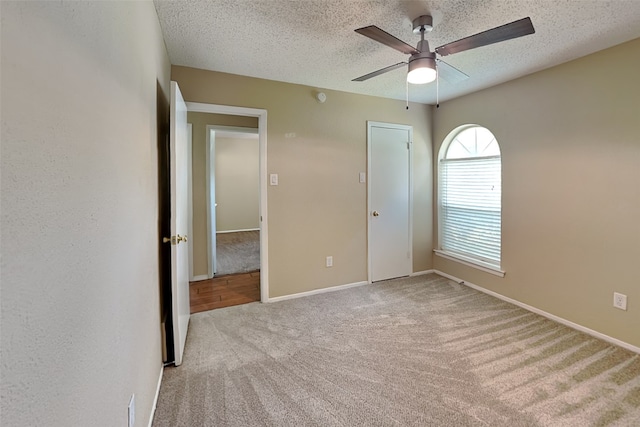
[1,1,170,426]
[173,66,433,297]
[432,38,640,348]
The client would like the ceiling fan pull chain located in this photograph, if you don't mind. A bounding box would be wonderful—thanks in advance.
[406,79,409,110]
[436,67,440,109]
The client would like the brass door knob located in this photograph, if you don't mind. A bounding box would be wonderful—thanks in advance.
[163,235,188,244]
[372,211,379,217]
[163,236,178,245]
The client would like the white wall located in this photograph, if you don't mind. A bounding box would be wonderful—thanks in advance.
[0,1,170,426]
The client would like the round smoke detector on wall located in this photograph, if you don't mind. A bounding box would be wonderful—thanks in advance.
[316,92,327,103]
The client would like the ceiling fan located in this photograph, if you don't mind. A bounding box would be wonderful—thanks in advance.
[353,15,535,85]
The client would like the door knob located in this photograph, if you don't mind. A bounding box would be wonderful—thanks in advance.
[163,236,178,245]
[163,235,188,244]
[372,211,379,217]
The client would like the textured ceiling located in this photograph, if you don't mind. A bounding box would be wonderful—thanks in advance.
[154,0,640,105]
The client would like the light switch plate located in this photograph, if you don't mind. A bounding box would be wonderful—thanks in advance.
[270,174,278,186]
[359,172,366,183]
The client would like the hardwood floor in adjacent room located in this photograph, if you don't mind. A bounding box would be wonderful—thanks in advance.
[190,271,260,314]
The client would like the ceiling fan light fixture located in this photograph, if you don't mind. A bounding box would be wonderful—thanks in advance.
[407,56,436,84]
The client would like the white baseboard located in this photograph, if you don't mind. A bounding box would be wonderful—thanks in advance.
[217,228,259,234]
[433,270,640,355]
[410,269,435,277]
[191,275,209,282]
[147,365,164,427]
[267,280,369,303]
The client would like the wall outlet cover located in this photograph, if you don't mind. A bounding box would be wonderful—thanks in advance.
[613,292,627,310]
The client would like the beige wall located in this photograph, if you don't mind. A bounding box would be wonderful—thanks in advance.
[1,1,170,426]
[188,112,258,276]
[215,136,260,231]
[174,66,433,297]
[432,38,640,348]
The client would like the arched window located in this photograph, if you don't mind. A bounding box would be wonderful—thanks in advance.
[438,126,502,271]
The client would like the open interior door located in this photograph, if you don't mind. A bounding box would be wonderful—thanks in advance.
[169,81,190,366]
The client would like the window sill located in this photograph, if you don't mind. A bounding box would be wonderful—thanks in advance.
[434,250,506,277]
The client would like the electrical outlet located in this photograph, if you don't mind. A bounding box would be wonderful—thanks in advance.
[613,292,627,310]
[128,394,135,427]
[326,256,333,267]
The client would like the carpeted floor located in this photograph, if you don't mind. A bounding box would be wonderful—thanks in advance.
[153,274,640,426]
[216,230,260,276]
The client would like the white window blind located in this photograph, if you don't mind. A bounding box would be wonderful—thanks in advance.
[441,155,501,266]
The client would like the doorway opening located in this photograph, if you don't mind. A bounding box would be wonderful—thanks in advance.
[207,125,260,277]
[185,103,268,312]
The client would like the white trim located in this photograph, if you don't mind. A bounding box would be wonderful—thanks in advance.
[410,269,435,277]
[434,249,505,277]
[214,130,258,139]
[367,121,413,283]
[186,103,264,117]
[433,270,640,355]
[267,281,369,303]
[187,124,194,282]
[206,125,258,135]
[191,275,209,282]
[185,102,269,303]
[205,126,217,279]
[147,365,163,427]
[216,228,260,234]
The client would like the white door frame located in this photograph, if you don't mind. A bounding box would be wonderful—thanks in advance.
[367,121,413,283]
[186,102,269,303]
[187,124,195,282]
[205,125,217,278]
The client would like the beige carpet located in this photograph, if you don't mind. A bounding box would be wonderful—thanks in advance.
[216,230,260,276]
[152,274,640,426]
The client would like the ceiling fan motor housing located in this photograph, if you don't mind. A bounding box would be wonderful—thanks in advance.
[412,15,433,34]
[409,50,436,66]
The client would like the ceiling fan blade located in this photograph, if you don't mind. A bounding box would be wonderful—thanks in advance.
[352,62,407,82]
[435,17,534,56]
[355,26,420,55]
[436,59,469,84]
